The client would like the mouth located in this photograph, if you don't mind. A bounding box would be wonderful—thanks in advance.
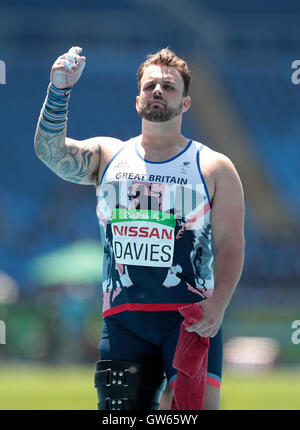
[149,100,166,108]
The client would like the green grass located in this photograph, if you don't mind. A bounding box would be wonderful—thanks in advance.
[221,368,300,410]
[0,365,299,410]
[0,365,98,410]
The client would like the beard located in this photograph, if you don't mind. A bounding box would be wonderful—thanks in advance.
[138,99,183,122]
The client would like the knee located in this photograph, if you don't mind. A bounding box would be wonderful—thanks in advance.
[94,359,167,410]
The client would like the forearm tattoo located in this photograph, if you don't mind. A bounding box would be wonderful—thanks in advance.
[35,130,100,183]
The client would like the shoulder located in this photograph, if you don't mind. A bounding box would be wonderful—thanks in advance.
[98,136,136,158]
[99,136,126,150]
[78,136,124,156]
[200,144,233,167]
[95,136,136,187]
[92,136,126,170]
[204,148,244,210]
[200,144,241,180]
[66,136,125,165]
[196,143,243,204]
[75,136,125,186]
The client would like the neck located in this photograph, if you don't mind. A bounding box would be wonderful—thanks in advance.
[141,117,186,148]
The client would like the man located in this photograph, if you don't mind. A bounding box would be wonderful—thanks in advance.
[34,46,245,410]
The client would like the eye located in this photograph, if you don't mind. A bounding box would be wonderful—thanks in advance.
[144,83,155,90]
[163,83,175,91]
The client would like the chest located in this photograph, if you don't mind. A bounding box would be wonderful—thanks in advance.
[98,141,215,204]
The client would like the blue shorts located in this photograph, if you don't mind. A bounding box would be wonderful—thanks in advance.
[99,310,223,390]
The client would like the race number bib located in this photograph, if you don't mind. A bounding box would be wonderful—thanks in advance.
[112,209,175,267]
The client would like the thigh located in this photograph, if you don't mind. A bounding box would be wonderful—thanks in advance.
[206,326,223,388]
[99,317,160,362]
[162,322,223,389]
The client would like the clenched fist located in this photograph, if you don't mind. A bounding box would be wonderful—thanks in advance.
[50,46,86,89]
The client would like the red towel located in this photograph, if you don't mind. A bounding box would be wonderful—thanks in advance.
[170,303,210,410]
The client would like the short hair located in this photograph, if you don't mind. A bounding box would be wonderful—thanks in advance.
[137,48,191,97]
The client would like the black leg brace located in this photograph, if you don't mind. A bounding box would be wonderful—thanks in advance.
[94,356,167,410]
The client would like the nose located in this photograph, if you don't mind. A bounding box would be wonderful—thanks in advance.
[153,84,162,97]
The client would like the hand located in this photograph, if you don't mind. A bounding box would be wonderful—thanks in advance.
[185,297,226,338]
[50,46,86,89]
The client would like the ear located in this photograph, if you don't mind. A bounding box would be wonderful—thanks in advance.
[135,95,140,112]
[182,96,191,113]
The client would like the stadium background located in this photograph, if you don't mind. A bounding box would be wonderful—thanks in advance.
[0,0,299,409]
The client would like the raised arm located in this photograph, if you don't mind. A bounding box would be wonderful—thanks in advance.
[34,47,120,185]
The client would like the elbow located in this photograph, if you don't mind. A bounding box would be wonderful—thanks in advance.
[34,138,42,160]
[214,233,245,256]
[34,132,48,163]
[34,126,42,157]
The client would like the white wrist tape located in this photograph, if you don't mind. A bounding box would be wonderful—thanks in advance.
[64,46,79,70]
